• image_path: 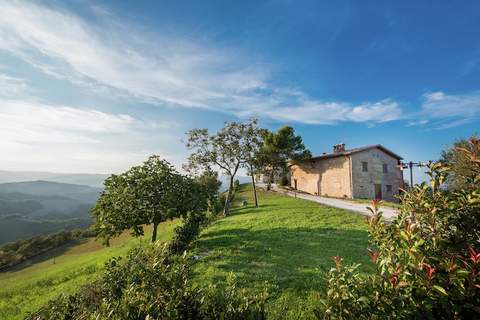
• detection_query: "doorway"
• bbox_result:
[374,184,382,200]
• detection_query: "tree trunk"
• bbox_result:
[267,170,274,191]
[223,176,234,217]
[151,221,159,242]
[251,170,258,207]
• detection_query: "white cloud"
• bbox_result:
[234,96,402,125]
[419,91,480,129]
[0,100,139,140]
[0,73,28,96]
[0,98,178,173]
[0,0,403,125]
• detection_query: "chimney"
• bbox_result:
[333,143,346,153]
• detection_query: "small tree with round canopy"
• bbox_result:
[92,155,207,244]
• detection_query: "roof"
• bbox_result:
[309,144,403,161]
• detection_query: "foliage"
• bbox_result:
[167,212,206,255]
[277,175,290,186]
[0,228,95,270]
[194,170,222,214]
[92,155,208,243]
[28,202,267,320]
[185,119,262,216]
[255,125,311,189]
[321,137,480,319]
[441,135,479,191]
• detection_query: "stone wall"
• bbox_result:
[290,156,352,198]
[350,149,403,202]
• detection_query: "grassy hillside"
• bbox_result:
[193,185,373,319]
[0,219,180,320]
[1,184,376,319]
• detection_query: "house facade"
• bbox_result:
[290,144,403,202]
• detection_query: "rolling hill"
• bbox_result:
[0,170,108,188]
[0,181,102,244]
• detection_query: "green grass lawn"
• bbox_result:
[193,184,373,319]
[0,219,180,320]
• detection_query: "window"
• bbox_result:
[386,185,392,192]
[362,161,368,172]
[383,164,388,173]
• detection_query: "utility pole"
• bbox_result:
[400,161,431,190]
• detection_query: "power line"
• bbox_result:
[399,161,431,190]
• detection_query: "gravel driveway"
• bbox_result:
[259,184,398,220]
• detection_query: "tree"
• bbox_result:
[92,155,207,244]
[185,121,254,216]
[194,170,222,214]
[256,125,311,190]
[440,135,479,191]
[242,119,264,207]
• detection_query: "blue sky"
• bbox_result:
[0,0,479,182]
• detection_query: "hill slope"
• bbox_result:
[192,185,373,318]
[1,184,375,319]
[0,181,101,243]
[0,220,180,320]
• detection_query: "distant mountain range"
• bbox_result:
[0,170,109,188]
[0,180,102,244]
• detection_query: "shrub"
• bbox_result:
[28,244,268,320]
[167,212,206,255]
[211,192,227,216]
[320,138,480,319]
[276,175,289,187]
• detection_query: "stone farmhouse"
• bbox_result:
[290,144,404,202]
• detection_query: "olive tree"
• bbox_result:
[242,119,264,207]
[92,155,207,244]
[185,120,259,216]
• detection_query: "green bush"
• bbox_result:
[28,244,268,320]
[276,175,289,187]
[167,212,206,255]
[320,138,480,319]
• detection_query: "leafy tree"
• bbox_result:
[440,135,479,191]
[256,125,311,190]
[92,155,207,244]
[242,118,264,207]
[320,138,480,319]
[194,170,222,214]
[185,120,257,216]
